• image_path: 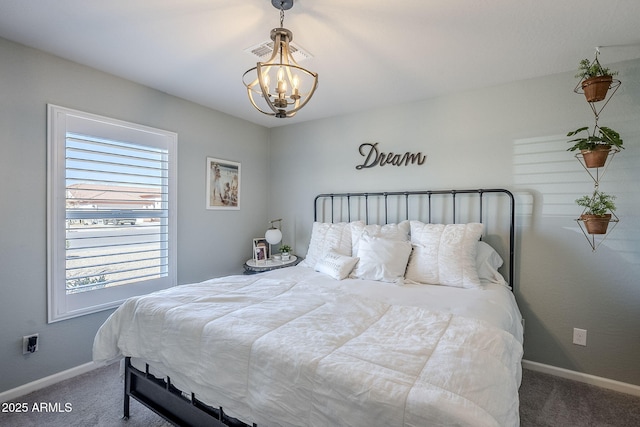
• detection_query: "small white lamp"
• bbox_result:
[265,219,282,258]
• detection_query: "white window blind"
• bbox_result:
[48,105,177,322]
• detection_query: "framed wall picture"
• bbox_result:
[206,157,240,210]
[253,238,269,264]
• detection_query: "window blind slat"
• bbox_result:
[67,134,167,156]
[67,270,168,292]
[66,248,164,263]
[66,258,167,278]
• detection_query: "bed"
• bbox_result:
[93,188,523,427]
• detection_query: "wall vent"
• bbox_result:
[244,40,313,63]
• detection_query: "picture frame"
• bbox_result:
[253,238,269,264]
[206,157,240,210]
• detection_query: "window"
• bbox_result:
[47,105,177,322]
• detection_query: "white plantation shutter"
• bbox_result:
[47,105,177,322]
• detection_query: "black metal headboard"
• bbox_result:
[314,189,515,289]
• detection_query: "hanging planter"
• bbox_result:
[579,213,612,234]
[566,125,623,168]
[575,191,616,235]
[581,75,613,102]
[569,50,623,250]
[581,144,611,168]
[574,57,619,103]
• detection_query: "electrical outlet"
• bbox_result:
[573,328,587,346]
[22,334,39,354]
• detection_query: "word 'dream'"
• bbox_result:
[356,142,426,170]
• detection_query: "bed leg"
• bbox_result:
[123,357,131,420]
[123,395,130,420]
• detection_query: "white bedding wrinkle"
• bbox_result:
[93,267,523,427]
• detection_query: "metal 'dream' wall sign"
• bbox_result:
[356,142,427,170]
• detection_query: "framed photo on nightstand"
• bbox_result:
[252,238,269,264]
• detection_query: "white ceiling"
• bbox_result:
[1,0,640,128]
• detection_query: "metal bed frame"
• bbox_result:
[314,188,515,289]
[121,188,516,426]
[123,357,254,427]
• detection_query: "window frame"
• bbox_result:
[47,104,177,323]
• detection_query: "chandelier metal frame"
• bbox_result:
[242,0,318,118]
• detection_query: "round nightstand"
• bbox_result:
[243,255,302,274]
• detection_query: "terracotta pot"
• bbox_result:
[580,213,611,235]
[581,75,613,102]
[580,145,611,168]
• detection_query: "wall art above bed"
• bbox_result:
[355,142,427,170]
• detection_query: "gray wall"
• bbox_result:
[1,33,639,395]
[0,38,269,393]
[267,59,640,386]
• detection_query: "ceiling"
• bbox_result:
[1,0,640,128]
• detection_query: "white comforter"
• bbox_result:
[93,267,523,427]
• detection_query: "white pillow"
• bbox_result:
[314,250,359,280]
[350,220,410,256]
[351,235,412,283]
[405,222,483,288]
[476,241,507,286]
[300,221,361,268]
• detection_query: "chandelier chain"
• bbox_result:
[280,7,285,27]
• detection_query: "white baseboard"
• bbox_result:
[0,361,101,403]
[523,359,640,397]
[3,358,638,403]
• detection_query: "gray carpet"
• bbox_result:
[1,362,640,426]
[0,362,170,427]
[519,369,640,427]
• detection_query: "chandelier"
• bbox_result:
[242,0,318,118]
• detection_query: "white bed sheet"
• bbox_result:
[94,266,523,427]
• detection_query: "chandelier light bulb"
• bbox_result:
[292,75,300,98]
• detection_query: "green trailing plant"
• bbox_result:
[566,126,623,152]
[575,58,618,80]
[280,244,292,254]
[576,191,616,216]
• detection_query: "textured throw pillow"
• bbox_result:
[351,234,412,283]
[300,221,361,268]
[314,250,360,280]
[350,220,410,256]
[405,222,483,288]
[476,241,507,286]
